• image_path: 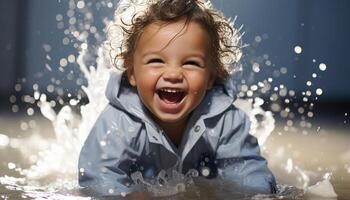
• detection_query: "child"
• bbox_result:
[79,0,276,197]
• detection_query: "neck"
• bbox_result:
[156,118,188,147]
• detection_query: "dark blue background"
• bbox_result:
[1,0,349,103]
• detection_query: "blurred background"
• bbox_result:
[1,0,350,109]
[0,0,350,199]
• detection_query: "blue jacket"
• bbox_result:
[78,71,276,196]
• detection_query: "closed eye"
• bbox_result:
[147,58,164,64]
[184,60,202,67]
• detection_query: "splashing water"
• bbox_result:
[0,0,339,199]
[129,169,198,197]
[305,173,337,199]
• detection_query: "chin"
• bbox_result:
[155,113,187,124]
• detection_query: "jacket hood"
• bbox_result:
[105,71,238,122]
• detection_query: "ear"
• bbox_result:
[125,60,137,87]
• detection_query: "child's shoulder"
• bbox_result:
[214,103,251,136]
[99,103,129,119]
[90,104,143,138]
[222,104,249,124]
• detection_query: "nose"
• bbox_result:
[162,67,183,83]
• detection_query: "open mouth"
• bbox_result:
[156,88,186,104]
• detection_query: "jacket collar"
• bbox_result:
[105,71,151,122]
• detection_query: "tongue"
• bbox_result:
[158,91,183,104]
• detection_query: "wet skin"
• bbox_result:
[127,19,215,146]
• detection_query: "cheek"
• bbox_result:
[187,72,212,92]
[135,67,158,83]
[135,68,159,94]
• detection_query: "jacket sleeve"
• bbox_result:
[215,108,276,194]
[78,106,144,197]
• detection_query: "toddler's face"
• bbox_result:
[128,19,214,126]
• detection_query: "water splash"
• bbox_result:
[129,169,198,197]
[234,97,275,146]
[305,173,337,199]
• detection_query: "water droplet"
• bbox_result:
[100,140,106,146]
[258,82,265,88]
[285,158,293,173]
[294,46,302,54]
[271,103,281,112]
[307,112,314,118]
[254,35,262,43]
[9,95,16,103]
[42,44,52,52]
[240,84,248,92]
[69,17,77,25]
[201,167,210,177]
[8,162,16,169]
[81,43,88,50]
[55,14,63,21]
[60,58,68,67]
[246,90,253,97]
[69,99,78,106]
[67,54,76,63]
[102,2,112,8]
[298,107,305,114]
[316,88,323,96]
[319,63,327,71]
[27,108,34,116]
[62,37,70,45]
[77,1,85,9]
[0,134,10,147]
[34,91,40,100]
[289,90,296,96]
[270,94,278,101]
[108,188,114,194]
[57,21,64,29]
[176,183,186,192]
[14,83,22,92]
[20,122,28,131]
[280,67,288,74]
[252,63,260,73]
[46,84,55,93]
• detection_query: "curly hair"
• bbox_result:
[106,0,243,83]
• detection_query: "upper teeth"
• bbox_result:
[160,88,183,93]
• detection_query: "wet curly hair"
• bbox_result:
[107,0,242,83]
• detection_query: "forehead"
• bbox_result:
[135,19,210,55]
